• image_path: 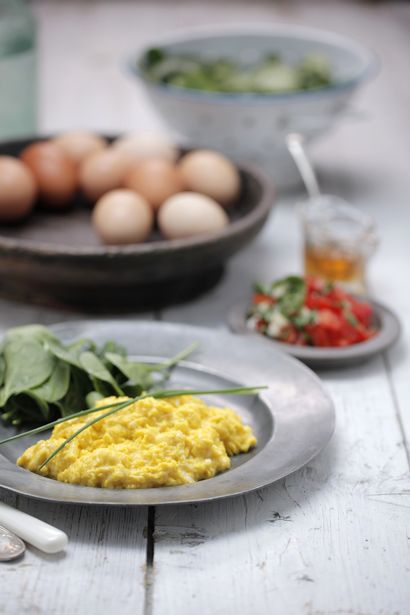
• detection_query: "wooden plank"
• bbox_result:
[0,488,148,615]
[152,358,410,615]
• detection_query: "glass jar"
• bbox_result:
[0,0,37,140]
[300,195,379,294]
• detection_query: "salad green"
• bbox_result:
[0,324,197,427]
[141,48,333,94]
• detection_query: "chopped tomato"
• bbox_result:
[248,275,376,348]
[252,293,275,305]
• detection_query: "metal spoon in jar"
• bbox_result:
[285,132,379,294]
[286,132,321,198]
[0,525,25,561]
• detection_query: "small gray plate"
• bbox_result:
[0,321,334,506]
[228,298,401,369]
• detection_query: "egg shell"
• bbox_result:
[179,150,241,207]
[0,156,38,222]
[53,131,108,166]
[158,192,229,240]
[124,158,184,210]
[113,132,178,163]
[20,142,77,209]
[92,189,154,245]
[79,149,132,202]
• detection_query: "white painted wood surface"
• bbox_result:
[1,1,410,614]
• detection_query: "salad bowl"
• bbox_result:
[131,24,377,188]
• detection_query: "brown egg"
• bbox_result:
[113,133,178,163]
[179,150,240,207]
[158,192,229,239]
[0,156,37,222]
[53,131,108,166]
[79,149,132,202]
[124,158,184,211]
[20,142,77,209]
[92,189,153,245]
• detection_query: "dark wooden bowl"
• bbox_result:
[0,136,275,310]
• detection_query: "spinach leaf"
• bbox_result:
[105,352,154,390]
[5,324,55,343]
[79,352,124,395]
[0,355,5,388]
[58,368,89,418]
[2,338,55,403]
[99,340,127,358]
[32,361,71,403]
[45,338,82,368]
[86,391,104,408]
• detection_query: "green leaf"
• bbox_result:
[58,368,89,417]
[86,391,104,408]
[253,282,271,295]
[0,355,5,388]
[31,361,71,403]
[346,312,359,327]
[105,352,153,390]
[99,340,127,358]
[45,338,82,368]
[5,324,55,343]
[2,338,55,404]
[79,351,124,395]
[22,392,51,421]
[275,276,306,317]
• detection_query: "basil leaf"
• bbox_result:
[31,361,71,403]
[276,276,306,316]
[253,282,271,295]
[2,338,55,404]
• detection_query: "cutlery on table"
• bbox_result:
[0,524,25,561]
[0,501,68,557]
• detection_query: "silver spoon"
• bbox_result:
[0,525,25,562]
[286,132,321,199]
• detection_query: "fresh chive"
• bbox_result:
[0,398,129,446]
[153,341,199,370]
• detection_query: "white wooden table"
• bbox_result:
[2,2,410,613]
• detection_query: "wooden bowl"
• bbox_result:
[0,136,275,310]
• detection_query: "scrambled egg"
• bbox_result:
[17,396,256,489]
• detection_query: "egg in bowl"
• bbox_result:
[17,396,256,489]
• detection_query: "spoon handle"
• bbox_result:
[0,501,68,554]
[286,132,321,199]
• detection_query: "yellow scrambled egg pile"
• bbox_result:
[17,396,256,489]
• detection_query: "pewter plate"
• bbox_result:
[0,321,335,506]
[228,298,401,369]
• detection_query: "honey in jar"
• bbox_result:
[305,243,365,292]
[300,195,378,294]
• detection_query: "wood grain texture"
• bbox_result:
[0,489,148,615]
[0,1,409,614]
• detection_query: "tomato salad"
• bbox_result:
[246,276,376,347]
